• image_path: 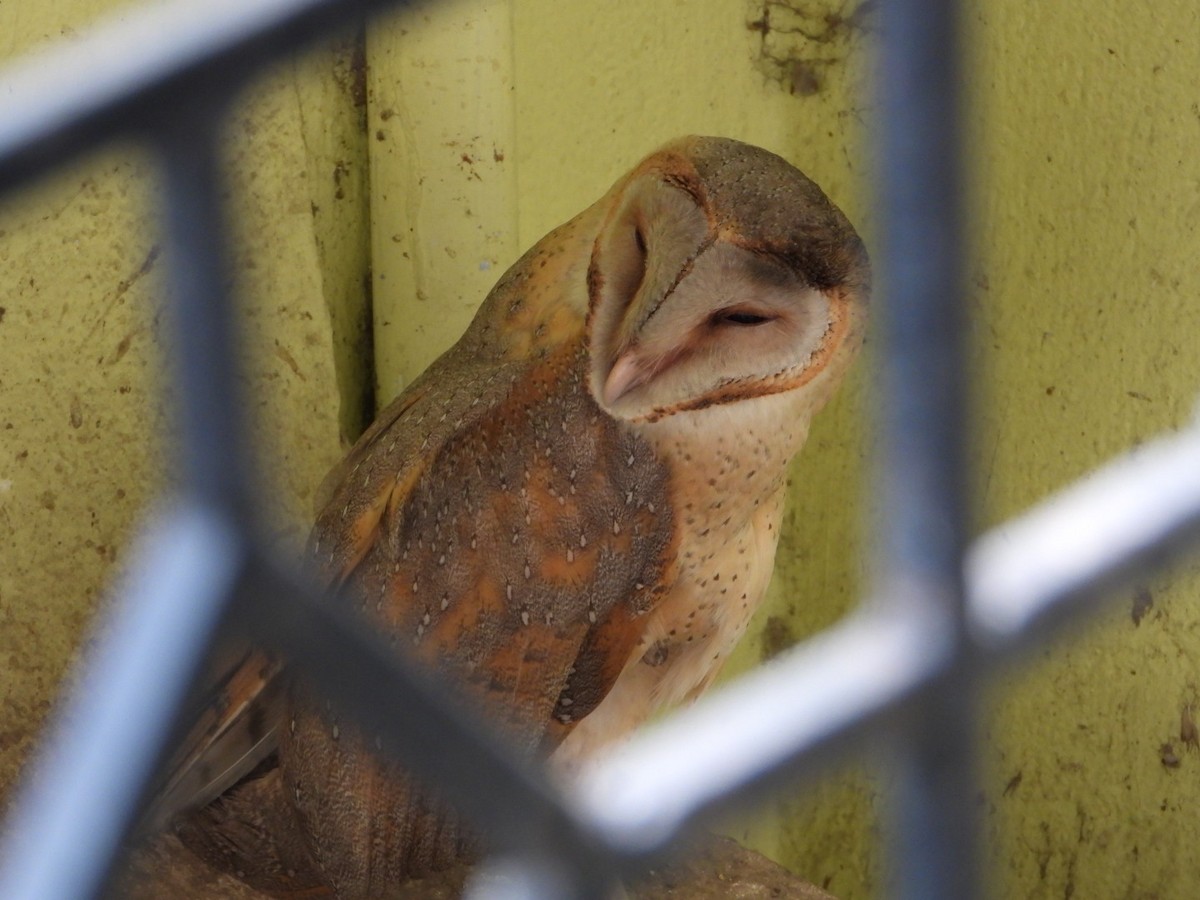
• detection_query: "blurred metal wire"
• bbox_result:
[0,0,1198,898]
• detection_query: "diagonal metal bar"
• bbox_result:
[573,607,944,853]
[0,504,247,900]
[969,418,1200,653]
[468,418,1200,888]
[0,0,414,196]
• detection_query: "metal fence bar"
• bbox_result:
[157,111,252,511]
[0,0,404,194]
[873,0,977,897]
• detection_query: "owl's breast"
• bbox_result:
[551,406,796,771]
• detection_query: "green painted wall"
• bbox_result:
[3,2,1199,899]
[970,4,1200,898]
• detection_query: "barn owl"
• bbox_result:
[157,136,870,897]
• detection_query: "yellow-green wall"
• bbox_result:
[3,2,1199,898]
[971,4,1200,897]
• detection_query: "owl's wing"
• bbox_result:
[147,648,285,828]
[308,339,677,751]
[147,385,435,825]
[271,339,676,887]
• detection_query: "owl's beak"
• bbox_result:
[604,342,691,407]
[603,349,651,406]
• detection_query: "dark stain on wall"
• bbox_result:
[747,0,876,97]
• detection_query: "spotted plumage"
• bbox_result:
[156,136,869,898]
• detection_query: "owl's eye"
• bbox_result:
[714,309,774,327]
[634,225,648,256]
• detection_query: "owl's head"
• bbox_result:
[585,136,869,428]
